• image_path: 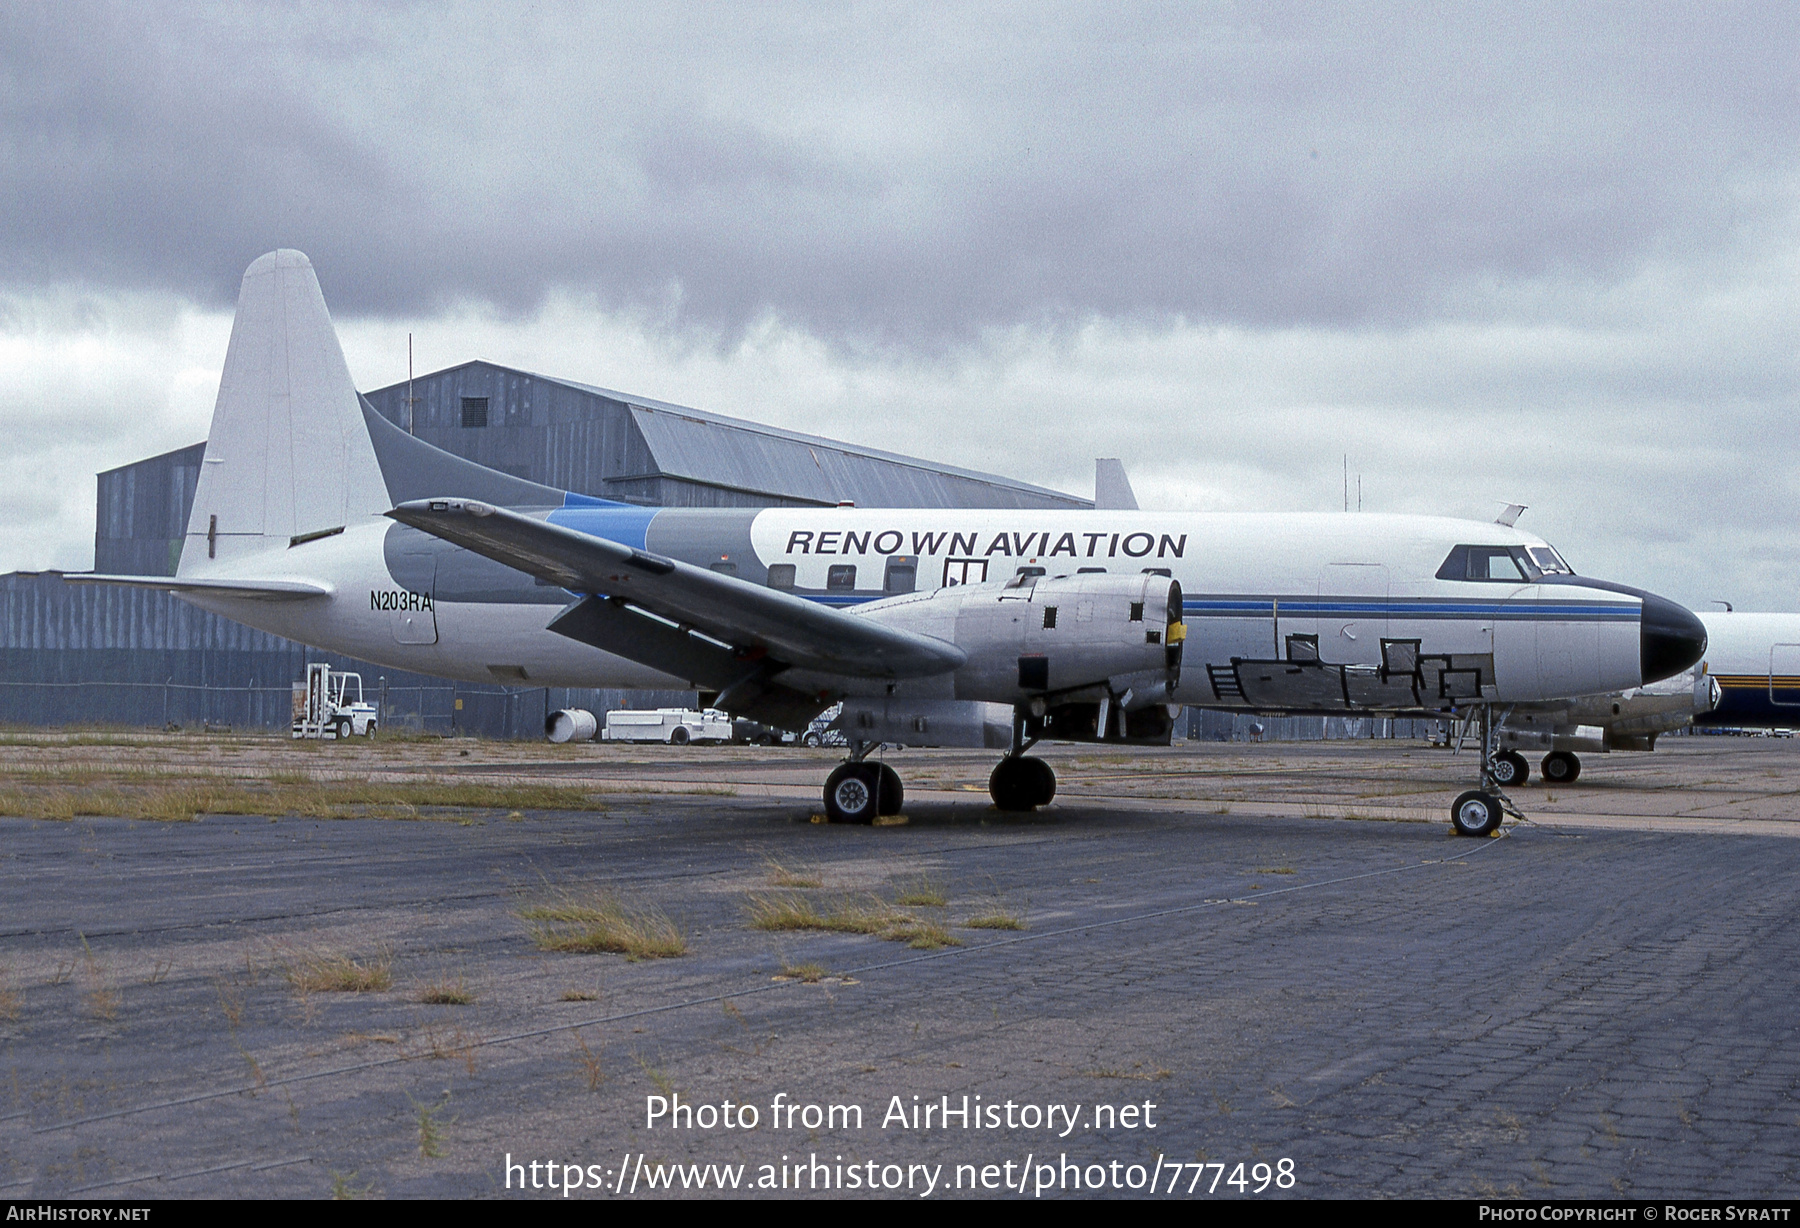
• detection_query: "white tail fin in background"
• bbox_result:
[180,250,390,573]
[1094,458,1139,511]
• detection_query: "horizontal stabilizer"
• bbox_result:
[386,498,966,680]
[67,574,332,601]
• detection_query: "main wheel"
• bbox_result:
[669,726,690,745]
[989,758,1038,812]
[1019,756,1056,807]
[824,763,879,823]
[1490,750,1529,788]
[875,763,903,816]
[1450,790,1503,837]
[1541,751,1581,784]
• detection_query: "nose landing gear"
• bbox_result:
[1449,703,1527,838]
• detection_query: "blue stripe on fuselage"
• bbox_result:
[1182,598,1637,622]
[547,502,659,550]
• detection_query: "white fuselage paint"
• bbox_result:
[175,508,1645,712]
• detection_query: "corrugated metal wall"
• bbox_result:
[0,574,689,736]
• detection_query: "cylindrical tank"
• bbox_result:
[545,708,598,743]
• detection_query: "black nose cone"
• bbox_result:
[1641,593,1707,684]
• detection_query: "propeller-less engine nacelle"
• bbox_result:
[860,571,1185,718]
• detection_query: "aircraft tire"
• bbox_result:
[669,726,690,746]
[1450,790,1503,837]
[988,758,1037,812]
[824,763,879,824]
[875,763,904,816]
[1491,751,1529,787]
[1541,751,1581,784]
[1020,756,1056,807]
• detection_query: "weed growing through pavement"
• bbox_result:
[763,859,822,888]
[283,950,394,995]
[520,890,686,959]
[962,911,1026,931]
[637,1056,674,1097]
[415,975,474,1005]
[776,961,828,983]
[891,876,948,907]
[411,1090,453,1158]
[746,892,962,950]
[573,1031,605,1091]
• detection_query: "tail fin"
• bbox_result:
[180,250,391,573]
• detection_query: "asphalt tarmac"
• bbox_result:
[2,735,1797,1199]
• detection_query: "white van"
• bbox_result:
[601,707,734,745]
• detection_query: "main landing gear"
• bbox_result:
[818,709,1060,822]
[822,748,904,824]
[989,708,1055,812]
[1540,750,1582,784]
[1448,703,1524,838]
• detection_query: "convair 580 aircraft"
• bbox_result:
[77,252,1708,836]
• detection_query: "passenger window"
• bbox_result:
[766,564,796,590]
[827,565,857,591]
[884,555,917,593]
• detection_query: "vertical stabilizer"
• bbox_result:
[180,250,390,572]
[1095,458,1139,511]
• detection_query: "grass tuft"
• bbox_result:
[748,892,961,948]
[962,912,1026,931]
[416,975,474,1005]
[777,961,829,983]
[891,876,948,907]
[285,951,393,994]
[521,891,686,960]
[763,859,822,888]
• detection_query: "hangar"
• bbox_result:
[2,364,1085,735]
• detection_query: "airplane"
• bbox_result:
[72,251,1709,839]
[1484,611,1800,785]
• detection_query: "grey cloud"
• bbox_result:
[0,1,1795,348]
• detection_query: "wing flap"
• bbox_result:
[387,499,965,680]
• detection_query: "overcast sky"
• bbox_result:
[2,2,1795,609]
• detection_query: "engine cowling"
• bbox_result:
[860,571,1185,707]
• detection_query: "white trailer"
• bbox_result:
[291,663,379,740]
[601,707,733,745]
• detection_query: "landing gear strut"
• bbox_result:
[990,708,1056,812]
[1449,703,1523,837]
[821,742,904,823]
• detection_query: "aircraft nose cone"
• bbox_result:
[1641,593,1707,684]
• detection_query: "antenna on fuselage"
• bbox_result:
[1494,503,1527,527]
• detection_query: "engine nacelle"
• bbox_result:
[860,571,1185,707]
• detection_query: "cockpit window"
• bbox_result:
[1526,546,1572,575]
[1436,544,1528,582]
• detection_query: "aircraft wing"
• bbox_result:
[65,574,332,601]
[386,498,966,680]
